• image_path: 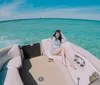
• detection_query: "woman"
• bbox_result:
[51,30,76,69]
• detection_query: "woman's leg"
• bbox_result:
[61,48,67,66]
[64,48,76,69]
[52,48,63,55]
[52,48,67,66]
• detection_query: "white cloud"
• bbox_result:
[15,6,100,21]
[0,2,100,21]
[0,1,24,17]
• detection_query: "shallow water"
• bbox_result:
[0,18,100,59]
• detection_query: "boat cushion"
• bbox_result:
[7,45,21,58]
[22,43,41,59]
[0,53,12,71]
[2,68,23,85]
[6,56,22,69]
[0,44,23,71]
[0,45,12,55]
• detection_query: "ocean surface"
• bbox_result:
[0,18,100,59]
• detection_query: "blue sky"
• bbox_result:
[0,0,100,21]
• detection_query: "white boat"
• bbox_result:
[0,38,100,85]
[41,38,100,85]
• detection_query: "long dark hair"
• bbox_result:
[53,30,62,43]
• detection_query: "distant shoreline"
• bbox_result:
[0,18,100,23]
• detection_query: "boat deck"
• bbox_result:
[20,56,68,85]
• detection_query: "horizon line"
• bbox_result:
[0,18,100,23]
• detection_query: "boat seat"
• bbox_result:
[0,68,23,85]
[0,44,24,85]
[22,43,41,59]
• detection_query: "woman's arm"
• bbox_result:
[61,33,67,43]
[51,37,55,48]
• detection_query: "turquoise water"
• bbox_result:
[0,18,100,59]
